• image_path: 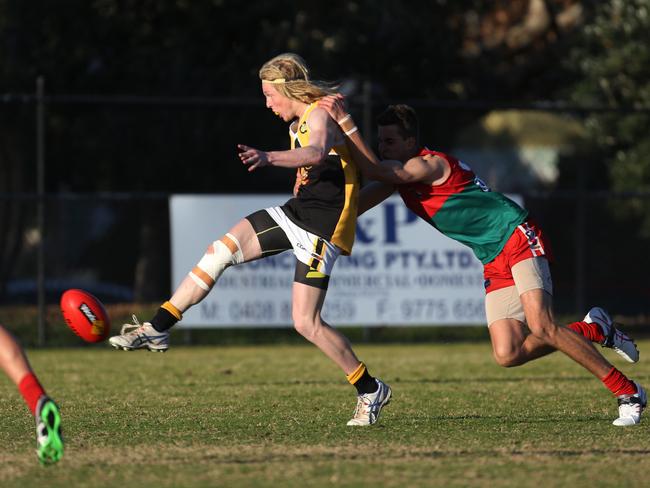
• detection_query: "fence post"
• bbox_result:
[36,76,47,346]
[361,79,373,342]
[575,157,585,315]
[361,80,372,141]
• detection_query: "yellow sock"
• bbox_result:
[346,362,366,385]
[161,301,182,320]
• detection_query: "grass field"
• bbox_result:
[1,341,649,487]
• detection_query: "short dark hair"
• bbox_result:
[376,104,419,142]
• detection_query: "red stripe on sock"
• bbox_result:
[602,367,637,396]
[566,321,606,343]
[18,373,45,415]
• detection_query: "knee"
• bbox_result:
[191,234,244,290]
[527,318,559,343]
[492,348,522,368]
[293,315,321,341]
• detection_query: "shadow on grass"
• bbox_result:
[391,375,595,384]
[424,414,610,423]
[211,375,596,388]
[190,446,650,465]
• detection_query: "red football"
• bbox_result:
[60,289,111,343]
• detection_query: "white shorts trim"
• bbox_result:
[516,223,547,257]
[264,206,341,276]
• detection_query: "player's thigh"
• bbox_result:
[485,285,525,326]
[488,318,529,358]
[519,287,555,332]
[512,256,553,296]
[511,256,556,330]
[291,280,327,324]
[486,285,528,353]
[241,209,292,261]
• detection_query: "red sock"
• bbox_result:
[602,367,637,396]
[18,372,46,415]
[566,321,606,343]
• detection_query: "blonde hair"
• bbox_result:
[259,53,337,104]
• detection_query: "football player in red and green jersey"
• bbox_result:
[0,324,63,463]
[320,95,645,427]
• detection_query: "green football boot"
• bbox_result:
[35,396,64,465]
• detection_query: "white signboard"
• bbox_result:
[170,194,498,327]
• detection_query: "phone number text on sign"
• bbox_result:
[198,298,484,326]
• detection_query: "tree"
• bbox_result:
[566,0,650,234]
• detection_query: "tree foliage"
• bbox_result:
[0,0,475,195]
[5,0,648,304]
[566,0,650,232]
[0,0,593,194]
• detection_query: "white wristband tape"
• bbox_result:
[338,114,352,125]
[344,126,358,136]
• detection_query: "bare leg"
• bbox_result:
[169,218,262,312]
[488,318,556,367]
[1,325,63,463]
[0,325,33,385]
[520,288,612,378]
[291,282,361,374]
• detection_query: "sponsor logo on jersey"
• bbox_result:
[474,176,491,192]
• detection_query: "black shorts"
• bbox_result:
[245,209,331,290]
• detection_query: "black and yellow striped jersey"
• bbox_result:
[281,103,360,255]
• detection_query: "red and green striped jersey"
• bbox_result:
[397,148,528,264]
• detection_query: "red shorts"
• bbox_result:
[483,220,553,294]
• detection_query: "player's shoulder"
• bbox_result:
[405,154,435,169]
[306,105,331,124]
[419,152,451,171]
[307,105,340,137]
[404,152,451,183]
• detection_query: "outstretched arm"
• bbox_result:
[293,169,303,196]
[238,108,339,172]
[319,95,443,185]
[318,94,381,172]
[358,181,395,216]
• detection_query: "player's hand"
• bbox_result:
[319,94,347,122]
[293,168,303,196]
[237,144,269,172]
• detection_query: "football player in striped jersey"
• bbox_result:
[109,54,391,426]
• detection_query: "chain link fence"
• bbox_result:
[2,82,649,344]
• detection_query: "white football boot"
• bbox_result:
[347,379,392,426]
[108,315,169,352]
[584,307,639,363]
[613,382,647,426]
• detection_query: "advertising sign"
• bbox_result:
[170,194,502,327]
